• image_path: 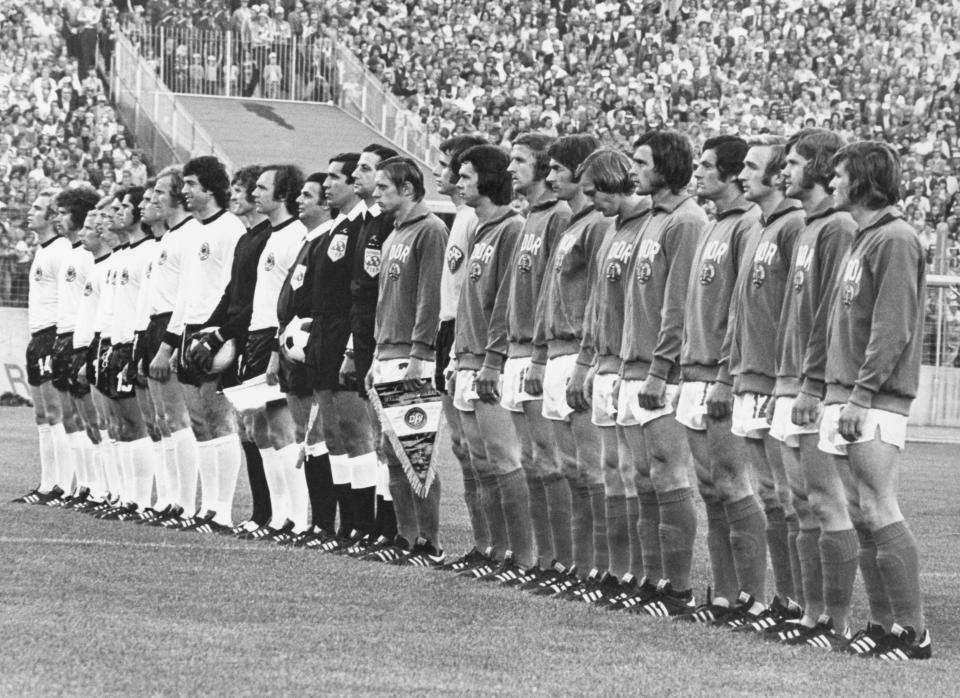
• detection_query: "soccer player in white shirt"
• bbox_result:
[14,189,74,504]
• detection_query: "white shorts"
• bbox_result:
[591,372,619,427]
[371,357,436,383]
[453,369,480,412]
[542,354,577,422]
[675,381,710,431]
[500,356,538,412]
[769,396,819,448]
[731,392,773,439]
[817,403,907,455]
[616,380,680,427]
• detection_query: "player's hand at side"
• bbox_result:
[339,354,356,388]
[838,401,867,442]
[704,381,733,420]
[792,392,821,427]
[566,363,590,412]
[443,363,457,394]
[188,333,215,374]
[524,362,544,396]
[265,351,280,386]
[637,374,666,410]
[149,343,172,382]
[402,356,429,392]
[476,365,501,404]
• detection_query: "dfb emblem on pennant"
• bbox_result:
[327,233,348,262]
[404,406,427,430]
[364,248,381,277]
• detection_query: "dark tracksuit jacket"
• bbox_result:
[718,198,804,395]
[374,204,448,361]
[774,198,856,399]
[454,208,524,372]
[531,207,611,366]
[620,195,707,383]
[579,199,651,374]
[505,197,571,358]
[824,208,926,416]
[680,200,760,382]
[205,218,272,343]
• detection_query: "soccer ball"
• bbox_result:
[188,327,236,374]
[281,316,313,363]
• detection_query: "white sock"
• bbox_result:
[376,459,392,502]
[171,427,198,513]
[261,447,289,528]
[50,422,73,493]
[37,424,55,491]
[130,436,159,509]
[67,431,86,493]
[88,440,109,499]
[350,451,379,490]
[210,433,241,526]
[101,437,122,500]
[280,443,309,532]
[116,441,134,503]
[154,437,173,510]
[196,439,217,517]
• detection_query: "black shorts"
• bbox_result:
[69,346,91,398]
[140,312,171,377]
[239,328,274,383]
[350,303,376,397]
[108,341,136,399]
[95,337,112,396]
[279,352,314,397]
[128,331,148,387]
[51,332,75,392]
[25,326,56,387]
[177,324,207,387]
[434,319,455,394]
[307,312,351,392]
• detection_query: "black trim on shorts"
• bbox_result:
[434,319,455,394]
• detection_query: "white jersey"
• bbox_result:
[249,217,307,332]
[148,217,191,318]
[74,251,112,348]
[28,235,72,333]
[94,244,126,340]
[167,209,245,337]
[110,236,156,343]
[439,204,478,322]
[55,241,94,336]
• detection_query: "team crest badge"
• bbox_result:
[199,242,210,260]
[264,252,275,271]
[120,269,130,285]
[290,263,306,290]
[158,250,168,266]
[33,267,42,282]
[699,261,716,285]
[517,252,533,273]
[841,280,858,307]
[364,248,381,277]
[327,233,348,262]
[447,245,464,272]
[469,260,483,281]
[387,262,401,280]
[751,263,766,288]
[83,281,93,296]
[635,260,653,284]
[65,266,76,282]
[793,268,805,292]
[145,262,152,278]
[605,261,622,282]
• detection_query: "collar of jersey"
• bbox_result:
[804,196,838,224]
[39,234,63,248]
[366,202,382,218]
[714,199,753,220]
[345,200,367,222]
[476,208,519,235]
[168,216,192,232]
[762,199,802,226]
[199,208,227,225]
[652,193,693,215]
[128,236,152,249]
[857,206,902,236]
[306,219,334,240]
[272,216,298,232]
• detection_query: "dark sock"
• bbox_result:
[605,494,629,578]
[820,528,859,625]
[705,500,737,601]
[874,521,925,633]
[765,506,795,599]
[334,483,353,536]
[637,489,663,582]
[856,524,894,629]
[241,440,270,526]
[351,485,376,536]
[303,453,336,532]
[375,496,398,540]
[478,471,508,557]
[657,487,697,590]
[499,469,534,567]
[725,494,767,600]
[544,474,573,567]
[796,527,823,620]
[526,474,552,563]
[787,514,803,606]
[569,476,594,573]
[589,484,608,572]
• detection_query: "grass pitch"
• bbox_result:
[1,407,957,696]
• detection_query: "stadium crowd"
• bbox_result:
[0,0,142,306]
[125,0,960,264]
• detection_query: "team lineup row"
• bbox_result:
[15,127,929,661]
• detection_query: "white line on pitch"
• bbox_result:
[0,535,286,552]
